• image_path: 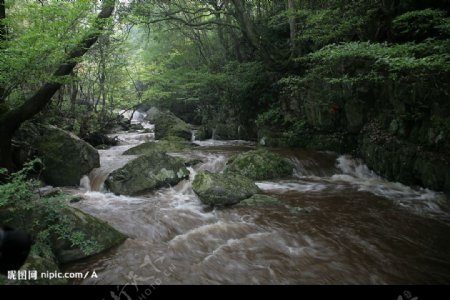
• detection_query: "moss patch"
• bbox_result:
[192,171,260,207]
[225,149,293,180]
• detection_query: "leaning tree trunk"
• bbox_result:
[0,0,115,171]
[0,0,7,103]
[230,0,274,65]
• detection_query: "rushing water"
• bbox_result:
[65,112,450,284]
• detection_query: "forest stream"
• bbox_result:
[63,112,450,285]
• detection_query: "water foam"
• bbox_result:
[332,155,448,216]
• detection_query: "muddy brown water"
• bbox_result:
[64,113,450,284]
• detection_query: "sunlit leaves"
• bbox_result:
[0,0,96,108]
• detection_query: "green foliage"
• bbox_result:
[138,25,274,123]
[269,1,379,54]
[0,0,96,109]
[306,39,450,84]
[0,160,100,256]
[0,159,43,208]
[225,149,293,180]
[255,107,285,129]
[393,9,449,40]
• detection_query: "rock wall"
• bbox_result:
[261,70,450,193]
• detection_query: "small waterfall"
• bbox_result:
[198,154,228,173]
[288,155,337,178]
[191,130,197,142]
[332,155,447,215]
[290,157,311,177]
[211,128,217,140]
[80,175,91,192]
[335,155,376,180]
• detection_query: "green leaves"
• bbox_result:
[306,39,450,84]
[393,9,449,40]
[0,0,95,108]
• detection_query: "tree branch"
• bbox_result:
[3,0,116,132]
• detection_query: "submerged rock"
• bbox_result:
[225,149,293,180]
[192,171,261,207]
[105,151,190,195]
[123,140,191,155]
[288,206,314,214]
[236,194,282,208]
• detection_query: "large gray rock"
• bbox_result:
[38,126,100,186]
[225,149,293,180]
[14,123,100,186]
[105,151,190,195]
[144,107,162,123]
[153,111,192,141]
[192,171,261,207]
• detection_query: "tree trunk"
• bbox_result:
[230,0,274,64]
[0,0,5,39]
[287,0,297,58]
[68,78,78,131]
[0,0,115,171]
[1,0,14,170]
[0,0,6,104]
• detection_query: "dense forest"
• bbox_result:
[1,0,450,286]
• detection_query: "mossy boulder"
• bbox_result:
[105,151,190,195]
[52,207,126,264]
[37,126,100,186]
[123,140,191,155]
[235,194,282,208]
[0,197,127,277]
[144,106,162,122]
[192,171,260,207]
[153,111,192,141]
[13,124,100,186]
[225,149,293,180]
